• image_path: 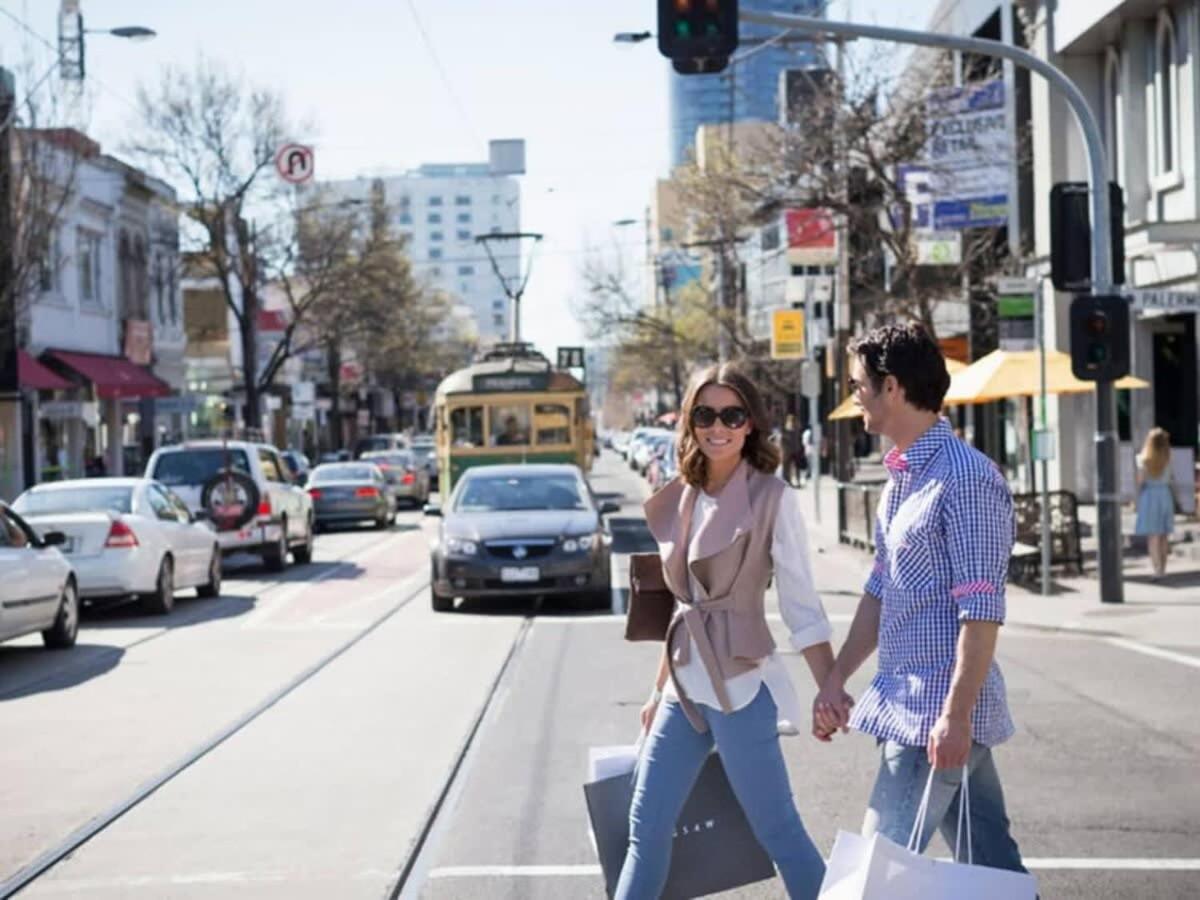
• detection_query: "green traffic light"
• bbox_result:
[676,21,691,37]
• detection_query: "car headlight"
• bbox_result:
[445,537,478,555]
[562,534,595,553]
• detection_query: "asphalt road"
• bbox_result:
[2,453,1197,899]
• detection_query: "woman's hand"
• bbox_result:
[640,697,660,734]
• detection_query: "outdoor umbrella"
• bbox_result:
[941,348,1147,405]
[826,359,968,421]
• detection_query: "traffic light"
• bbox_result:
[658,0,739,74]
[1049,182,1125,290]
[1069,294,1130,382]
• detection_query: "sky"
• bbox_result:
[0,0,938,363]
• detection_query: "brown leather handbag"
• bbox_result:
[625,552,676,641]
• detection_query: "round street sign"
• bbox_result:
[275,143,314,184]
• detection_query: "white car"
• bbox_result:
[145,441,314,572]
[13,478,222,615]
[0,502,78,650]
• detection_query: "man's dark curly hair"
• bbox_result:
[850,323,951,413]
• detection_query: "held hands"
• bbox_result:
[927,713,972,769]
[812,676,855,743]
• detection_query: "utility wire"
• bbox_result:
[402,0,482,148]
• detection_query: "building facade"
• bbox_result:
[3,129,183,499]
[668,0,824,167]
[320,160,521,345]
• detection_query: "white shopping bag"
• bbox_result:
[818,766,1038,900]
[587,744,640,783]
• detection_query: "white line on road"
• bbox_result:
[428,859,1200,879]
[1105,637,1200,670]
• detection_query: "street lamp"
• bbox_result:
[59,2,157,82]
[98,26,157,40]
[613,31,653,44]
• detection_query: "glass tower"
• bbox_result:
[668,0,825,167]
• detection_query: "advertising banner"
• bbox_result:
[785,208,837,266]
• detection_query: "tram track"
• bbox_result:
[0,573,431,898]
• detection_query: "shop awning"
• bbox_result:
[45,349,171,399]
[19,350,71,390]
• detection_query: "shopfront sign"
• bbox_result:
[1129,290,1200,315]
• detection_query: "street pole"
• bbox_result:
[0,68,20,500]
[805,279,822,524]
[833,36,852,483]
[740,8,1123,604]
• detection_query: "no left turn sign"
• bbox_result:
[275,143,314,184]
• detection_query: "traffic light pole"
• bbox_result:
[740,8,1124,603]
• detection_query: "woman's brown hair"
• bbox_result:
[676,362,780,488]
[1138,427,1171,479]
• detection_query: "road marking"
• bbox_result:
[427,859,1200,880]
[1105,637,1200,670]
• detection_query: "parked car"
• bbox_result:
[0,502,78,650]
[353,433,408,459]
[145,440,314,572]
[281,450,312,485]
[646,436,679,491]
[408,435,438,482]
[13,478,222,614]
[425,463,617,612]
[307,462,396,530]
[318,450,351,464]
[361,450,431,507]
[624,427,669,467]
[633,433,673,476]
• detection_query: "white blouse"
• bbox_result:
[661,482,832,730]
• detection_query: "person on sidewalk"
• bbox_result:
[1134,427,1175,581]
[813,323,1030,874]
[616,363,843,900]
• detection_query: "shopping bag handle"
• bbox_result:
[907,765,973,864]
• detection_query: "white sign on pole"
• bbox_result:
[915,231,963,265]
[801,360,821,397]
[292,381,315,405]
[275,144,315,184]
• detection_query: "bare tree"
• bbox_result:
[124,58,293,427]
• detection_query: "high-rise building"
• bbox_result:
[320,161,521,343]
[668,0,824,168]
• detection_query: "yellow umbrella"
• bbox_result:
[827,359,967,421]
[942,349,1147,405]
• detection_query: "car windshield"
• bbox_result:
[14,486,134,516]
[363,452,412,468]
[311,465,377,483]
[456,474,587,513]
[151,449,251,487]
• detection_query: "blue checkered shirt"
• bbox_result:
[849,419,1016,748]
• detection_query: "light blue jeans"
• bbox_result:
[614,686,826,900]
[863,740,1028,873]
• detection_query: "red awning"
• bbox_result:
[19,350,71,391]
[45,350,171,399]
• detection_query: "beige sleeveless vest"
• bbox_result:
[642,460,786,733]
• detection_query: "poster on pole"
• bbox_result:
[770,309,806,360]
[923,79,1010,230]
[785,209,837,266]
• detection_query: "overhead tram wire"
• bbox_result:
[403,0,482,148]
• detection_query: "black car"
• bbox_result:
[425,464,617,612]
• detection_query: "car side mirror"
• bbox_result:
[599,500,620,516]
[192,509,211,523]
[423,503,442,517]
[42,530,67,547]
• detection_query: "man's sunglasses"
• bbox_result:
[691,405,749,429]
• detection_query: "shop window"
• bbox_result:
[534,403,571,445]
[78,228,103,306]
[450,406,484,447]
[1154,11,1180,178]
[490,404,531,446]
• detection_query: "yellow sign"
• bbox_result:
[770,309,806,360]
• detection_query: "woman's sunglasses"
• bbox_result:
[691,405,749,430]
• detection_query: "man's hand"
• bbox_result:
[927,713,972,769]
[812,677,854,740]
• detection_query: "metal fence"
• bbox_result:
[837,481,887,551]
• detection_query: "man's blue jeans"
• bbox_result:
[614,686,826,900]
[863,740,1028,873]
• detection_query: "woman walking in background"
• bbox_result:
[1134,427,1174,580]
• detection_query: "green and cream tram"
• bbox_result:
[432,345,594,495]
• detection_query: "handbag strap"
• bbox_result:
[907,764,972,864]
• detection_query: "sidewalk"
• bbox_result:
[792,475,1200,653]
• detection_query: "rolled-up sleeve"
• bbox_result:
[944,466,1014,623]
[772,487,834,651]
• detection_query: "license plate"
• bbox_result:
[500,566,540,583]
